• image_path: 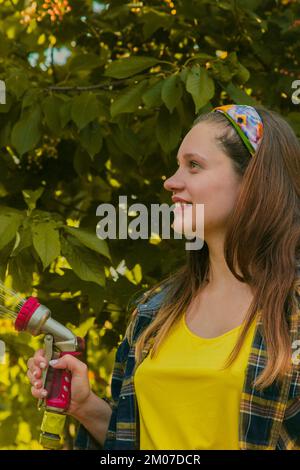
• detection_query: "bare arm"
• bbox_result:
[71,391,112,447]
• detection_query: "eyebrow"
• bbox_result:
[176,153,208,165]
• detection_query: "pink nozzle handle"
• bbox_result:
[15,297,40,332]
[45,344,84,412]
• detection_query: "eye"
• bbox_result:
[189,160,201,169]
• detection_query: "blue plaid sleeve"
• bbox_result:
[73,397,114,450]
[74,305,140,450]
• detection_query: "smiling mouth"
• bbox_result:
[174,202,193,209]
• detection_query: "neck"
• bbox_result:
[205,232,251,293]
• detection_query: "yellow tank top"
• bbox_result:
[134,311,257,450]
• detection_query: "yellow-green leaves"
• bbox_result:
[61,235,105,287]
[63,226,111,261]
[186,64,215,113]
[22,188,44,212]
[0,207,24,251]
[31,220,61,270]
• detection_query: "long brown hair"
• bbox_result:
[133,106,300,391]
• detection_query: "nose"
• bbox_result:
[163,169,185,193]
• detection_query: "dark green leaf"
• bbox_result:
[225,82,258,106]
[42,95,62,134]
[156,107,181,153]
[142,80,163,109]
[104,56,160,79]
[111,81,147,118]
[186,65,215,113]
[71,93,100,130]
[161,74,183,113]
[79,121,103,158]
[11,107,42,155]
[63,226,111,261]
[61,235,106,287]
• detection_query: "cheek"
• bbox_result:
[192,175,240,217]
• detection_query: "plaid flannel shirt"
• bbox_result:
[74,285,300,450]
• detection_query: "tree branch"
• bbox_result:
[48,80,125,92]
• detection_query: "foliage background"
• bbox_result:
[0,0,299,449]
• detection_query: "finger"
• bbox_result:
[31,386,48,399]
[32,367,42,379]
[27,360,41,379]
[49,355,87,375]
[33,350,47,369]
[27,357,33,370]
[27,370,43,387]
[27,367,42,381]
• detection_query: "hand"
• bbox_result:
[26,349,92,417]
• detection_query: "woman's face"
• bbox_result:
[163,121,242,239]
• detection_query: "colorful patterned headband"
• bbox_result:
[213,104,263,156]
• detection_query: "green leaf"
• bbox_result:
[11,107,42,155]
[63,226,111,261]
[70,317,95,338]
[79,121,103,158]
[161,74,183,113]
[234,63,250,85]
[0,207,24,251]
[6,71,30,100]
[10,224,32,258]
[69,53,104,72]
[142,80,163,109]
[225,82,258,106]
[31,221,61,270]
[61,235,106,287]
[156,107,181,153]
[0,92,12,114]
[8,248,35,292]
[0,238,15,281]
[111,126,141,161]
[142,10,172,39]
[60,98,72,128]
[104,56,160,79]
[42,95,62,134]
[73,147,92,175]
[22,187,44,211]
[71,93,100,130]
[186,65,215,112]
[111,81,148,118]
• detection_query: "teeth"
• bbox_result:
[174,202,192,208]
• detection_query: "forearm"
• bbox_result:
[71,392,112,447]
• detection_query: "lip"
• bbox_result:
[172,196,192,203]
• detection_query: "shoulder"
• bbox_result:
[124,284,171,345]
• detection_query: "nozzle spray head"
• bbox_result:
[15,297,78,351]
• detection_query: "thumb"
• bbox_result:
[49,355,86,374]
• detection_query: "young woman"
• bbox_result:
[26,104,300,450]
